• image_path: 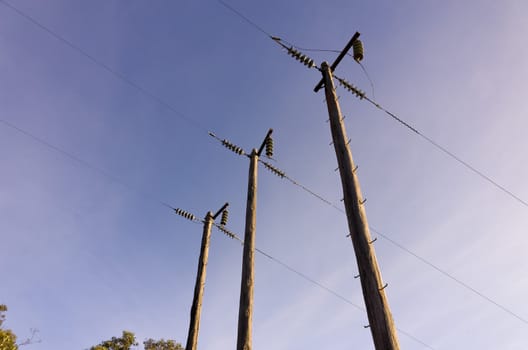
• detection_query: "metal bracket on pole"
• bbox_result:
[313,32,361,92]
[212,202,229,220]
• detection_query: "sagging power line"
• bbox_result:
[216,0,528,211]
[1,112,434,348]
[2,0,524,346]
[1,0,523,312]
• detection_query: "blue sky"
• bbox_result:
[1,0,528,349]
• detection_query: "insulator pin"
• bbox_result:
[352,39,364,62]
[220,209,229,226]
[174,208,197,222]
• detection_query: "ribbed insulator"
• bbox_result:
[220,210,229,226]
[174,208,197,221]
[265,137,274,158]
[262,161,285,178]
[221,139,245,155]
[335,77,365,99]
[287,47,315,68]
[352,39,364,62]
[217,225,236,239]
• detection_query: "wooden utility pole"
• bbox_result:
[320,60,400,350]
[237,149,258,350]
[237,129,273,350]
[185,203,229,350]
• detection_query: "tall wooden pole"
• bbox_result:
[185,212,213,350]
[321,61,400,350]
[236,149,258,350]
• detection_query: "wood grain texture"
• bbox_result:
[322,62,400,350]
[237,150,258,350]
[185,212,214,350]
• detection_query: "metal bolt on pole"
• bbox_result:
[320,60,400,350]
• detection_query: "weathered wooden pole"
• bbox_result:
[321,61,400,350]
[185,202,229,350]
[236,148,258,350]
[185,212,213,350]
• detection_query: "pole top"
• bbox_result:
[314,32,361,92]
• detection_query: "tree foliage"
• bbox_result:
[0,304,18,350]
[143,338,183,350]
[89,331,182,350]
[89,331,138,350]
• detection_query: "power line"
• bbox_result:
[0,115,434,347]
[217,0,528,210]
[369,226,528,325]
[216,0,275,38]
[354,90,528,209]
[0,118,175,211]
[3,0,525,336]
[0,0,207,134]
[211,224,436,350]
[209,131,528,326]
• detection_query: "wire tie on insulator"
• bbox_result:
[354,274,360,279]
[271,36,281,41]
[379,283,388,291]
[369,237,378,244]
[359,198,367,205]
[262,161,285,178]
[208,131,217,138]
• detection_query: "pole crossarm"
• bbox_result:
[314,32,361,92]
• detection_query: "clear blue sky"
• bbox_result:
[1,1,528,349]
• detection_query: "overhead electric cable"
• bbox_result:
[0,118,176,211]
[212,224,435,350]
[0,116,434,347]
[0,0,207,134]
[211,129,528,326]
[217,0,528,210]
[3,0,526,334]
[336,76,528,209]
[5,0,522,211]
